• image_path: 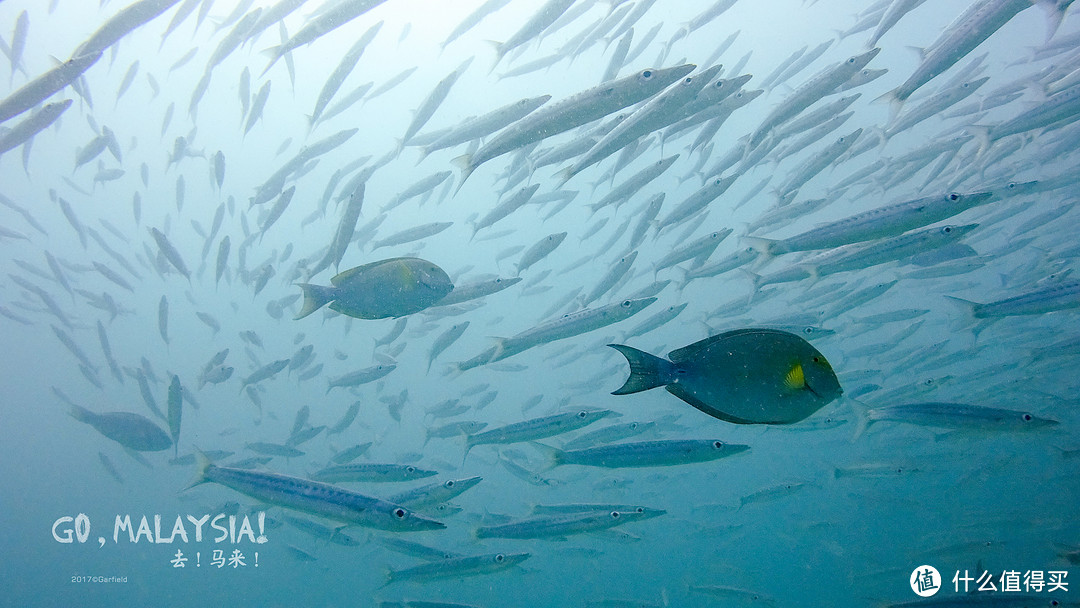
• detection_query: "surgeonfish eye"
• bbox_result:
[393,508,406,518]
[444,480,455,487]
[812,356,821,362]
[577,410,588,418]
[948,193,960,201]
[495,554,505,562]
[712,441,724,449]
[640,69,653,80]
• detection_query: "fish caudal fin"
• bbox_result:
[294,283,335,319]
[184,449,214,492]
[847,396,874,441]
[68,404,92,424]
[529,442,564,471]
[450,154,475,195]
[607,344,672,395]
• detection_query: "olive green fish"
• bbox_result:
[69,404,172,452]
[296,257,453,320]
[609,328,842,424]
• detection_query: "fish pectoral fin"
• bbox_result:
[783,362,806,391]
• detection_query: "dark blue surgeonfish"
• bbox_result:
[295,257,453,320]
[609,328,842,424]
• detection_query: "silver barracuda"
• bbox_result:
[190,456,445,531]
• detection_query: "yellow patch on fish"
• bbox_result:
[397,261,415,283]
[783,362,806,390]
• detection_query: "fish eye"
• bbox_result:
[577,410,588,418]
[629,422,638,429]
[393,508,406,518]
[712,441,723,449]
[610,511,620,519]
[494,278,502,283]
[812,356,820,362]
[621,299,632,307]
[1023,413,1033,421]
[495,553,505,562]
[948,193,960,201]
[444,480,455,487]
[847,57,856,63]
[635,506,644,513]
[941,226,952,234]
[714,80,724,88]
[406,466,415,473]
[640,70,653,79]
[682,76,693,84]
[804,327,814,335]
[838,137,845,142]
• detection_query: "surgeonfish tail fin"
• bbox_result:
[294,283,334,320]
[68,404,92,424]
[184,449,213,492]
[607,344,672,395]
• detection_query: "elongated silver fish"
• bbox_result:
[457,298,656,370]
[855,402,1059,438]
[385,552,529,585]
[190,455,444,531]
[475,509,659,539]
[748,191,993,256]
[453,64,695,188]
[387,476,483,510]
[464,410,617,462]
[167,375,182,457]
[0,99,71,157]
[0,51,101,124]
[262,0,390,75]
[948,280,1080,318]
[540,439,749,468]
[311,463,437,483]
[240,359,289,391]
[326,364,396,393]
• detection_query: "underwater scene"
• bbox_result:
[1,0,1079,606]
